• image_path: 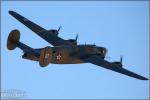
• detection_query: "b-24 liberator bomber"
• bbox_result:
[7,10,148,80]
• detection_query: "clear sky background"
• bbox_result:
[1,1,149,99]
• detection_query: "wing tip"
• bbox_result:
[137,74,149,80]
[140,77,149,80]
[8,10,16,15]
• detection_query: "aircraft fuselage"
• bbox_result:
[22,45,107,64]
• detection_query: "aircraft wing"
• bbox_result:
[9,11,71,46]
[9,11,46,35]
[83,55,148,80]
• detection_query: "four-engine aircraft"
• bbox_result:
[7,10,148,80]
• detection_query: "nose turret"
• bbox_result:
[94,46,107,57]
[102,47,107,56]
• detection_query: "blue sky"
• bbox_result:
[1,1,149,99]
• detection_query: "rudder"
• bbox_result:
[7,29,20,50]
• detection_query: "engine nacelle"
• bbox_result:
[48,29,59,35]
[67,39,77,45]
[39,47,53,67]
[112,62,122,67]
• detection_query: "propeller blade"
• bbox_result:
[58,26,62,32]
[120,56,123,63]
[75,34,78,41]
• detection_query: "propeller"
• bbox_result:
[120,56,123,64]
[57,26,62,32]
[75,34,78,41]
[112,56,123,67]
[118,56,123,67]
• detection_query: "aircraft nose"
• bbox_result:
[104,48,108,55]
[101,48,107,57]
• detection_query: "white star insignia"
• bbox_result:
[56,54,61,60]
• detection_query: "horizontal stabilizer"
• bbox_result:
[7,29,39,56]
